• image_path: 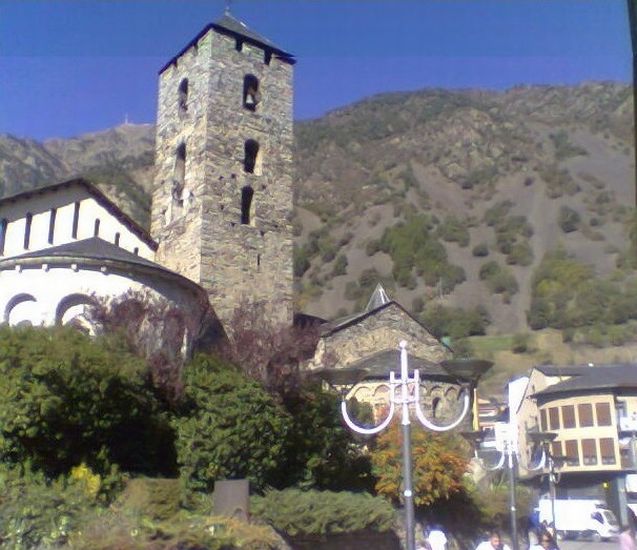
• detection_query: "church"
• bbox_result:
[0,11,467,419]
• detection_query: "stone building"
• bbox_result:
[0,11,467,418]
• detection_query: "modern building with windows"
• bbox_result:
[513,364,637,525]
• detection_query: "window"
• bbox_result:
[582,438,598,465]
[551,440,563,458]
[244,139,261,174]
[243,74,260,111]
[235,39,243,52]
[0,218,7,256]
[133,247,139,256]
[114,233,120,246]
[241,186,254,225]
[93,219,100,237]
[540,409,548,431]
[562,405,576,428]
[596,403,612,426]
[48,208,57,244]
[175,143,186,187]
[578,403,594,427]
[72,201,80,238]
[565,439,580,466]
[600,438,616,465]
[178,78,188,116]
[24,213,32,250]
[264,50,272,65]
[549,407,560,430]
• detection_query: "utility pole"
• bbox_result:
[627,0,637,206]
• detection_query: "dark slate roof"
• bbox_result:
[348,349,454,382]
[535,364,595,377]
[533,364,637,398]
[0,178,157,250]
[0,238,201,293]
[160,11,295,74]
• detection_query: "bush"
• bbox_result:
[366,239,382,256]
[294,245,311,277]
[472,243,489,257]
[0,465,98,549]
[506,241,534,266]
[511,333,530,353]
[0,326,173,478]
[251,489,396,536]
[173,355,292,492]
[332,253,348,276]
[558,205,581,233]
[437,216,470,247]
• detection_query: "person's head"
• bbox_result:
[488,531,502,549]
[539,530,554,548]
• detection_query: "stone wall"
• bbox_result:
[152,24,294,332]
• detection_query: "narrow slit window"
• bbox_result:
[235,39,243,52]
[48,208,57,244]
[114,232,120,246]
[72,202,80,238]
[241,186,254,225]
[24,213,32,250]
[0,218,7,256]
[264,50,272,65]
[244,139,260,174]
[133,247,139,256]
[175,143,186,189]
[178,78,189,116]
[243,74,260,111]
[93,219,101,237]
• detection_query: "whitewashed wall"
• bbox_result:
[0,186,154,259]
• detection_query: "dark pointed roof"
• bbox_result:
[160,11,295,74]
[0,178,157,251]
[365,283,391,311]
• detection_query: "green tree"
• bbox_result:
[173,355,292,492]
[0,326,172,478]
[558,205,581,233]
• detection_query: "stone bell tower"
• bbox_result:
[151,11,295,331]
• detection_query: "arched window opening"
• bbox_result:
[93,219,101,237]
[241,186,254,225]
[55,293,97,334]
[23,213,32,250]
[4,293,38,326]
[48,208,57,245]
[431,397,441,419]
[170,143,187,220]
[243,74,260,111]
[0,218,7,256]
[72,201,80,238]
[178,78,188,116]
[114,233,121,246]
[244,139,261,174]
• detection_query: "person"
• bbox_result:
[475,531,511,550]
[530,529,558,550]
[427,525,448,550]
[619,509,637,550]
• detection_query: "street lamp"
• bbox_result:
[528,432,566,537]
[313,340,492,550]
[462,428,562,550]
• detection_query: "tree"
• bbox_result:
[557,205,581,233]
[0,325,173,478]
[218,301,321,398]
[173,354,293,492]
[370,421,469,508]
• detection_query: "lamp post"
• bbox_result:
[463,428,561,550]
[528,432,565,538]
[313,341,492,550]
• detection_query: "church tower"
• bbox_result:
[151,11,295,331]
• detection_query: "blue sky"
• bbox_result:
[0,0,632,141]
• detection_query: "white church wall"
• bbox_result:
[0,187,154,259]
[0,265,202,331]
